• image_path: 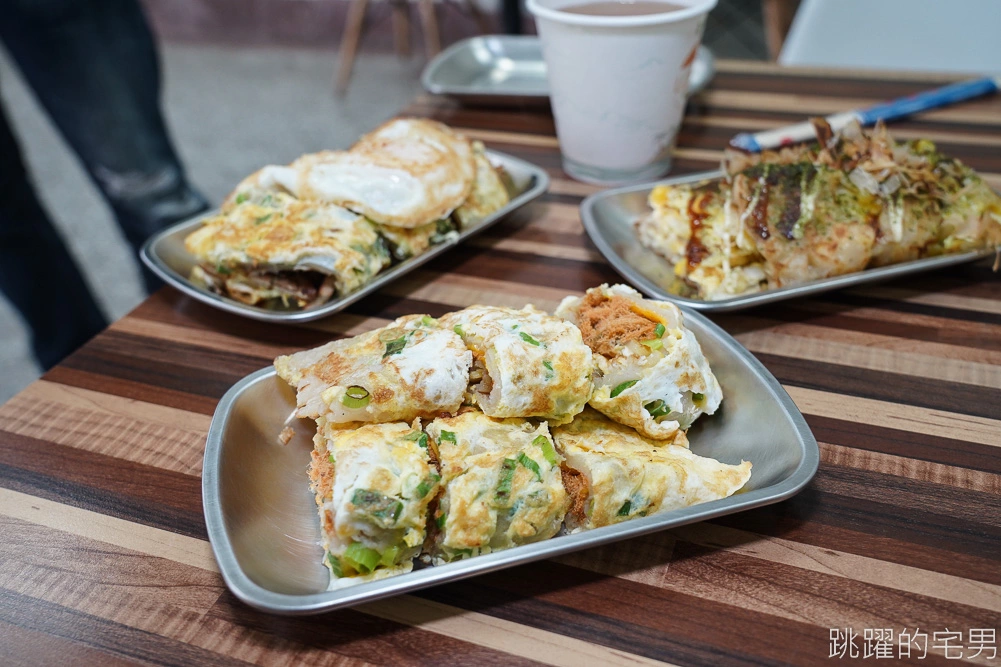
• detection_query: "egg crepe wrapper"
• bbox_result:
[185,193,390,308]
[310,419,439,587]
[556,284,721,440]
[426,411,567,563]
[275,314,471,423]
[440,305,593,426]
[553,408,751,532]
[233,119,476,229]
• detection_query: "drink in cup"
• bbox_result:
[526,0,717,184]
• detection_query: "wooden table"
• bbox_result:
[2,62,999,665]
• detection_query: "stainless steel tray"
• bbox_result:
[582,170,998,313]
[421,35,715,105]
[202,308,818,615]
[141,150,549,323]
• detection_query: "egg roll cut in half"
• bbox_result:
[553,408,751,532]
[310,419,440,587]
[185,193,390,309]
[452,141,511,229]
[440,305,593,425]
[556,284,721,440]
[426,411,567,563]
[274,314,471,423]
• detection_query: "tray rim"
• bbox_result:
[202,307,820,615]
[581,169,998,313]
[141,149,550,324]
[421,35,715,100]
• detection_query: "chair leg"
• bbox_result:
[336,0,371,94]
[390,0,410,57]
[464,0,493,35]
[417,0,441,58]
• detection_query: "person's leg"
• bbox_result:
[0,0,208,293]
[0,102,108,369]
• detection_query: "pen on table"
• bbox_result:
[730,76,1001,153]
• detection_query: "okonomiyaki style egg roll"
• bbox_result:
[426,411,567,563]
[185,193,390,309]
[275,314,471,422]
[440,305,593,425]
[556,284,721,440]
[310,419,440,586]
[553,409,751,532]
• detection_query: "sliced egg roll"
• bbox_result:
[426,411,567,563]
[553,408,751,532]
[185,193,390,309]
[275,314,471,423]
[310,418,440,587]
[440,305,593,425]
[556,284,721,440]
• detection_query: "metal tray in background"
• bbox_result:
[582,170,998,313]
[202,308,819,615]
[141,150,549,324]
[421,35,715,106]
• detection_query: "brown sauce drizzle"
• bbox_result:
[686,189,712,269]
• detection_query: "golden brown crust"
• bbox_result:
[309,447,335,505]
[575,292,658,358]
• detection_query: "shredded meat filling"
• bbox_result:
[560,464,589,524]
[574,292,659,358]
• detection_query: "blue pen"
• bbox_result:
[730,77,1000,152]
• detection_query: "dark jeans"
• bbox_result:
[0,0,208,370]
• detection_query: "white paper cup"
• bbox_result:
[527,0,716,184]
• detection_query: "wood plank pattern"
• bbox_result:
[1,61,999,665]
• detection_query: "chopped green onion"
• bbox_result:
[351,489,403,526]
[542,360,554,379]
[436,513,447,529]
[379,545,400,567]
[328,453,335,464]
[234,192,249,205]
[453,324,464,337]
[495,458,517,503]
[326,552,343,577]
[343,542,381,574]
[617,500,631,517]
[610,380,638,398]
[254,213,272,225]
[415,474,440,499]
[644,399,670,418]
[342,386,370,409]
[215,264,231,275]
[519,332,542,347]
[421,315,436,326]
[641,339,663,350]
[654,323,666,338]
[404,430,429,449]
[439,431,457,444]
[533,434,559,466]
[383,335,407,357]
[516,452,542,481]
[692,392,705,403]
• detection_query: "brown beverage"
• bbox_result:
[559,0,685,16]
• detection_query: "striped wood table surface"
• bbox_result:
[1,61,999,665]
